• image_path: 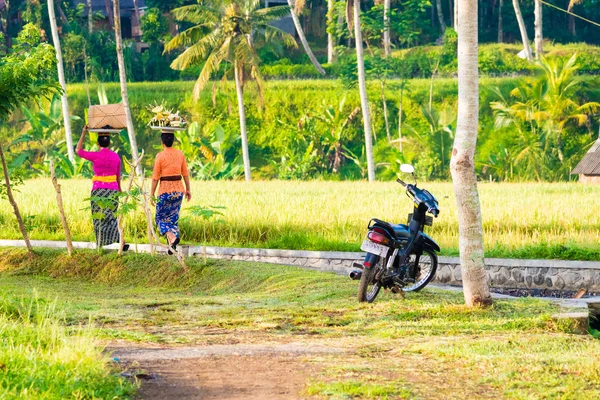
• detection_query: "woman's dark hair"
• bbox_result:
[161,133,175,148]
[98,135,111,148]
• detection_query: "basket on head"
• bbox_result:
[88,104,127,130]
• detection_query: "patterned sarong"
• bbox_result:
[91,188,120,246]
[156,192,184,238]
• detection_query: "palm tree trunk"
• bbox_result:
[113,0,141,175]
[87,0,93,34]
[287,0,326,76]
[105,0,114,28]
[83,46,91,106]
[50,160,74,256]
[234,62,251,182]
[512,0,532,62]
[132,0,142,38]
[353,0,375,182]
[48,0,75,164]
[398,81,404,152]
[567,1,576,36]
[383,0,391,56]
[435,0,447,33]
[0,145,33,255]
[454,0,458,29]
[450,0,492,307]
[497,0,503,42]
[381,82,390,141]
[534,0,543,59]
[327,0,336,63]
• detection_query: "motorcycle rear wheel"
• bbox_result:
[357,257,384,303]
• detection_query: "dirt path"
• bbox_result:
[110,343,349,399]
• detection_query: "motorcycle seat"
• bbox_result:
[391,224,411,238]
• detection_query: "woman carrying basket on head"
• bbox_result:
[76,125,127,249]
[150,132,192,252]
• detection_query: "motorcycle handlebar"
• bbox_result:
[396,178,407,187]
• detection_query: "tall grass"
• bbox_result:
[0,292,134,399]
[2,180,600,260]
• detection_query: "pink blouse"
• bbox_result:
[77,148,121,191]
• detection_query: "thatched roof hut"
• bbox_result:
[572,139,600,183]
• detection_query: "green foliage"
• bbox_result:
[0,24,59,122]
[489,55,600,181]
[141,8,170,44]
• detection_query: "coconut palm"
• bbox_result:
[449,0,492,307]
[534,0,543,59]
[289,0,326,75]
[165,0,297,182]
[512,0,532,62]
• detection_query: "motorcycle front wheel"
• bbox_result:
[357,256,384,303]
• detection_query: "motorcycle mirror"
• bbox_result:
[399,164,415,174]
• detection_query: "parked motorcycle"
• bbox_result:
[350,164,441,303]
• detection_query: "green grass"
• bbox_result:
[1,249,600,398]
[2,180,600,260]
[0,291,135,399]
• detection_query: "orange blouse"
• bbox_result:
[152,148,189,195]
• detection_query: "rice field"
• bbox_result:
[2,179,600,260]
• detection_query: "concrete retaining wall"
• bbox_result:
[1,240,599,292]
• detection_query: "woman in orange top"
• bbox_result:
[151,132,192,251]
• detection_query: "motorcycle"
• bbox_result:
[350,164,441,303]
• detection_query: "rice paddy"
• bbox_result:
[2,179,600,260]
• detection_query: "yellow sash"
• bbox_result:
[92,175,117,183]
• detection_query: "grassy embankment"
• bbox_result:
[2,180,600,260]
[1,249,599,398]
[0,287,135,398]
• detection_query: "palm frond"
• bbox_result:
[164,25,213,53]
[172,4,221,24]
[170,30,223,70]
[261,25,297,48]
[193,37,232,100]
[253,5,292,21]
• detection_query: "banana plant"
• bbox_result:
[184,122,244,180]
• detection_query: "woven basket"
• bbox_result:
[88,104,127,129]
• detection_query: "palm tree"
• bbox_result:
[512,0,532,62]
[435,0,446,34]
[113,0,141,174]
[165,0,296,182]
[350,0,375,181]
[47,0,75,163]
[534,0,543,59]
[327,0,337,63]
[449,0,492,307]
[567,0,584,36]
[289,0,326,75]
[383,0,391,56]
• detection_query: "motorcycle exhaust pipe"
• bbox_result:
[349,270,362,280]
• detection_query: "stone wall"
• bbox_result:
[189,246,600,292]
[1,240,599,292]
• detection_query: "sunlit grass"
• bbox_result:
[3,180,600,260]
[2,249,600,398]
[0,292,135,399]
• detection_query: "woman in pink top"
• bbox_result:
[76,125,124,248]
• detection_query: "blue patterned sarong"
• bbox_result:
[156,192,184,238]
